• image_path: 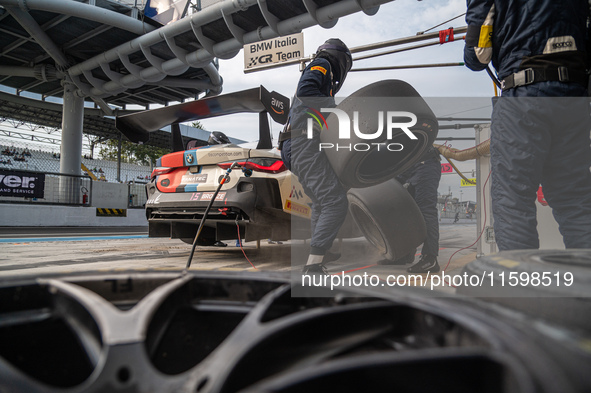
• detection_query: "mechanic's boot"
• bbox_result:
[214,241,227,247]
[407,254,440,273]
[379,248,416,265]
[302,254,328,275]
[302,263,328,275]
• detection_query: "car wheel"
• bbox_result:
[347,178,426,261]
[1,269,589,393]
[458,249,591,331]
[321,79,438,189]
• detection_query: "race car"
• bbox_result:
[116,83,436,261]
[117,86,319,245]
[144,140,314,245]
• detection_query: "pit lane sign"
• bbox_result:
[441,163,453,173]
[461,178,477,187]
[244,33,304,71]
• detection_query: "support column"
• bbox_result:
[59,82,84,203]
[117,133,122,182]
[60,83,84,174]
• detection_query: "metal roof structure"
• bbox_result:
[0,0,395,150]
[0,90,175,148]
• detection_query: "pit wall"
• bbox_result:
[0,181,148,227]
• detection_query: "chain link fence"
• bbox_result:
[1,142,152,209]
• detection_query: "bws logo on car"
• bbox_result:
[271,97,285,115]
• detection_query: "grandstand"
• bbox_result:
[0,141,151,183]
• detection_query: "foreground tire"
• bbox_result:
[1,269,590,393]
[321,80,438,189]
[347,178,426,261]
[458,250,591,331]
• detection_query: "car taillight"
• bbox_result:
[217,158,287,174]
[150,167,174,179]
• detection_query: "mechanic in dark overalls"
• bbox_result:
[279,39,352,274]
[392,146,442,273]
[464,0,591,250]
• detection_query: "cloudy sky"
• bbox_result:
[198,0,493,201]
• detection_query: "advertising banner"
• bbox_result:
[0,170,45,198]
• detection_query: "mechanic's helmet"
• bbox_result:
[315,38,352,93]
[208,131,231,145]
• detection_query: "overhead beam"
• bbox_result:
[0,0,156,35]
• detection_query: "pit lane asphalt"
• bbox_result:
[0,220,478,293]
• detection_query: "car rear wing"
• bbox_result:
[115,86,289,150]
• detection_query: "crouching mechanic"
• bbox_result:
[464,0,591,250]
[279,38,353,274]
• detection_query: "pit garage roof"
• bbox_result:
[0,0,394,148]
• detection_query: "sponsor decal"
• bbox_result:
[285,199,311,218]
[206,151,243,158]
[201,192,226,202]
[146,194,162,205]
[271,97,285,115]
[289,186,304,200]
[0,170,45,198]
[310,65,327,75]
[544,36,577,54]
[181,174,208,184]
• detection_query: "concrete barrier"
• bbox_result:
[0,204,148,227]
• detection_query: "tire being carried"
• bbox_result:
[347,178,426,261]
[458,250,591,331]
[321,80,438,189]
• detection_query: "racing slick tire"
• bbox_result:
[347,178,426,261]
[321,79,438,189]
[457,249,591,331]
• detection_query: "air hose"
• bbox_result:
[434,140,490,185]
[185,162,238,269]
[434,139,490,161]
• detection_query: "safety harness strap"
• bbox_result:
[501,66,588,91]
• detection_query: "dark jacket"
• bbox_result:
[464,0,589,79]
[288,57,336,135]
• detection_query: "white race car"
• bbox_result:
[117,83,436,261]
[118,87,317,245]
